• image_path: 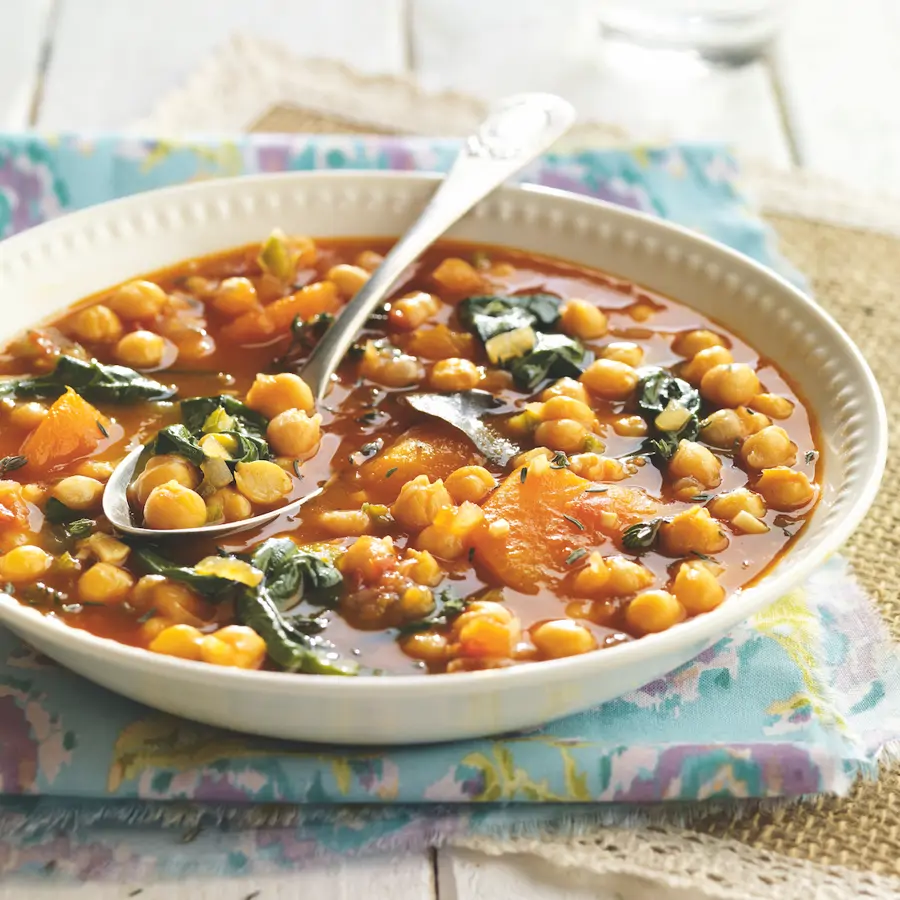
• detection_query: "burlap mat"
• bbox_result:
[238,104,900,893]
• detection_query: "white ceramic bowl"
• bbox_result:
[0,172,886,744]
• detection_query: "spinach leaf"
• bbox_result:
[246,538,343,611]
[131,540,356,675]
[181,395,268,439]
[131,546,246,603]
[0,355,176,403]
[146,424,206,466]
[459,293,561,343]
[43,497,81,524]
[630,367,703,463]
[508,333,588,391]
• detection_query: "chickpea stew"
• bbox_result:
[0,231,820,675]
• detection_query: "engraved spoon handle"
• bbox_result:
[301,92,576,399]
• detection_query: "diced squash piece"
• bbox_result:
[21,388,110,473]
[222,281,341,344]
[405,325,476,361]
[360,423,481,503]
[472,468,659,593]
[0,481,29,531]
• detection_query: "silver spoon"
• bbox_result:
[103,92,576,538]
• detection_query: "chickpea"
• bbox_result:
[580,359,638,400]
[445,466,496,504]
[200,625,267,669]
[735,406,770,435]
[175,330,215,361]
[115,330,166,368]
[73,460,114,482]
[355,249,384,272]
[143,481,208,530]
[106,280,168,320]
[572,552,610,595]
[51,475,104,511]
[398,548,444,587]
[749,393,794,420]
[454,600,514,632]
[541,395,597,430]
[246,372,314,417]
[669,440,722,489]
[629,302,656,322]
[399,584,435,620]
[672,476,704,502]
[681,346,733,385]
[755,467,816,511]
[266,409,321,459]
[601,341,644,367]
[9,401,48,430]
[431,258,484,295]
[68,304,123,343]
[568,453,627,482]
[134,455,202,506]
[21,483,47,505]
[149,623,204,661]
[613,415,648,438]
[327,264,369,298]
[625,590,685,634]
[700,363,761,409]
[150,578,209,626]
[319,509,371,537]
[430,357,480,391]
[390,291,440,331]
[212,277,259,317]
[541,377,591,405]
[339,535,396,584]
[360,340,423,388]
[534,418,588,454]
[0,545,52,583]
[700,409,745,448]
[672,329,724,358]
[417,502,485,560]
[708,488,766,521]
[560,299,607,340]
[400,631,449,663]
[671,561,725,614]
[391,475,453,529]
[659,507,729,557]
[78,562,134,604]
[234,460,293,505]
[605,556,655,595]
[532,620,597,658]
[139,616,174,644]
[740,425,797,470]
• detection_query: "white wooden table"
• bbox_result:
[0,2,896,897]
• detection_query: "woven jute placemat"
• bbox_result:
[159,75,882,892]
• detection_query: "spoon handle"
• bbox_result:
[301,92,576,399]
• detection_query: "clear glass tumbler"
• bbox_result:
[596,0,782,64]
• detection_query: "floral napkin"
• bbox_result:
[0,134,898,881]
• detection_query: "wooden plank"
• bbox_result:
[775,0,900,196]
[37,0,407,129]
[438,846,698,900]
[0,852,435,900]
[411,0,791,167]
[0,0,55,128]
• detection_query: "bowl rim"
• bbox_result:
[0,169,888,698]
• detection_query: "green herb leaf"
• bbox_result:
[563,514,585,531]
[459,293,562,343]
[96,419,109,438]
[520,467,528,483]
[691,550,715,562]
[146,424,206,466]
[132,546,246,603]
[622,518,665,552]
[507,332,587,391]
[247,538,343,611]
[397,587,470,634]
[0,355,176,403]
[804,450,818,465]
[0,455,27,476]
[385,467,398,478]
[565,548,588,566]
[65,518,94,539]
[181,395,268,439]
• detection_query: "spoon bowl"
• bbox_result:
[101,445,322,538]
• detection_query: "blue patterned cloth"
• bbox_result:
[0,134,896,881]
